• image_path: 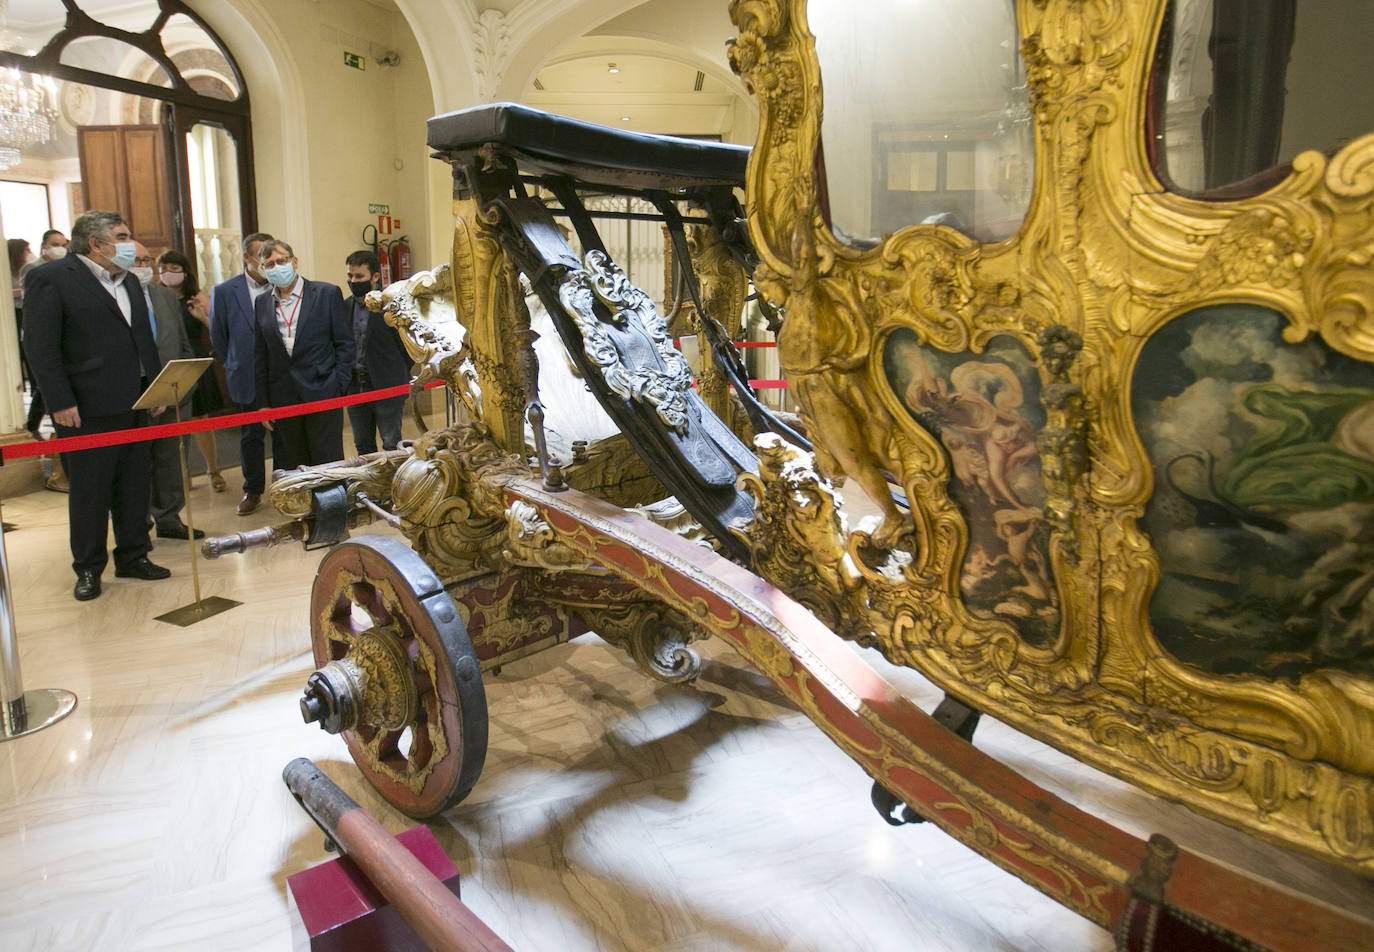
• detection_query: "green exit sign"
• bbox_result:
[343,51,365,70]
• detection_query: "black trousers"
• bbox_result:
[56,410,153,576]
[347,372,407,455]
[273,408,344,470]
[236,402,266,494]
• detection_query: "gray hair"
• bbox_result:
[258,239,294,261]
[243,232,273,257]
[71,211,128,255]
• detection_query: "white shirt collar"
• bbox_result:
[245,271,270,299]
[78,252,125,286]
[273,275,304,304]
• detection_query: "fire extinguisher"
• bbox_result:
[389,235,411,281]
[377,239,393,286]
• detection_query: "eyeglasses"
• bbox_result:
[133,256,155,266]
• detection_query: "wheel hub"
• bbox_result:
[300,625,417,734]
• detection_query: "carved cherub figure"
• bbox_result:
[777,211,914,550]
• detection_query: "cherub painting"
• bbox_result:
[884,331,1059,646]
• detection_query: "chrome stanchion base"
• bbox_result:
[0,689,77,742]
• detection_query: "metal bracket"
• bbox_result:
[305,484,350,549]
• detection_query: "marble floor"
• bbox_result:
[0,459,1371,951]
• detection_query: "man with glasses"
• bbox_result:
[22,211,171,601]
[252,239,354,468]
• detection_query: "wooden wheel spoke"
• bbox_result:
[408,721,434,770]
[375,728,403,762]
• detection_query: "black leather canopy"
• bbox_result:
[427,102,749,189]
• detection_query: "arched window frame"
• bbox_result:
[0,0,257,263]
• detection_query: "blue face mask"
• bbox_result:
[265,262,296,288]
[104,240,137,271]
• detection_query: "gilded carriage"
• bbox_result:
[213,1,1374,946]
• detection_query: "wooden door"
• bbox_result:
[77,124,175,257]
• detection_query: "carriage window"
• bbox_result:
[1155,0,1374,196]
[810,0,1031,245]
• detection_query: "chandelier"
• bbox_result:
[0,70,57,159]
[0,0,57,171]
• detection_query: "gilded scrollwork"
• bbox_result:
[579,599,705,685]
[388,423,530,582]
[366,265,480,419]
[736,0,1374,870]
[503,500,591,572]
[451,194,527,451]
[683,224,753,438]
[735,433,865,635]
[268,455,407,518]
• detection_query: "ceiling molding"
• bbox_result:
[537,34,754,111]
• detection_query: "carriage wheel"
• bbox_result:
[300,535,487,817]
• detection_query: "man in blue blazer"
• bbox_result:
[209,231,273,514]
[253,239,355,468]
[23,211,170,600]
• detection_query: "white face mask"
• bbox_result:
[41,245,66,261]
[160,271,186,288]
[130,266,154,287]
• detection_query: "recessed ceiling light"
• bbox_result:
[608,63,620,74]
[621,116,631,121]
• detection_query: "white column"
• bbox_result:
[0,206,27,434]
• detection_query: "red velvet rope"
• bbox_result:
[3,376,787,461]
[2,381,441,461]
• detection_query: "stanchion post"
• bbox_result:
[172,385,203,606]
[0,496,76,741]
[140,360,241,627]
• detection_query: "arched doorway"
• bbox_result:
[0,0,255,283]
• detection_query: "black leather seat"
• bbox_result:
[426,102,749,189]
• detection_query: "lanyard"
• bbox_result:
[276,291,302,338]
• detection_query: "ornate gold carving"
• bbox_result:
[451,194,527,450]
[389,423,529,582]
[335,626,418,731]
[737,0,1374,870]
[504,500,591,571]
[366,265,480,418]
[579,599,705,685]
[558,250,693,434]
[1035,326,1089,558]
[268,454,408,518]
[683,224,753,438]
[735,434,865,636]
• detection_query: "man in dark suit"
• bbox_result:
[343,250,411,454]
[22,211,170,601]
[208,231,273,515]
[134,241,203,541]
[253,239,355,468]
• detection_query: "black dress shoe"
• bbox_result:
[156,522,205,540]
[73,571,101,601]
[114,558,171,581]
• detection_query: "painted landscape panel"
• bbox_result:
[1133,304,1374,678]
